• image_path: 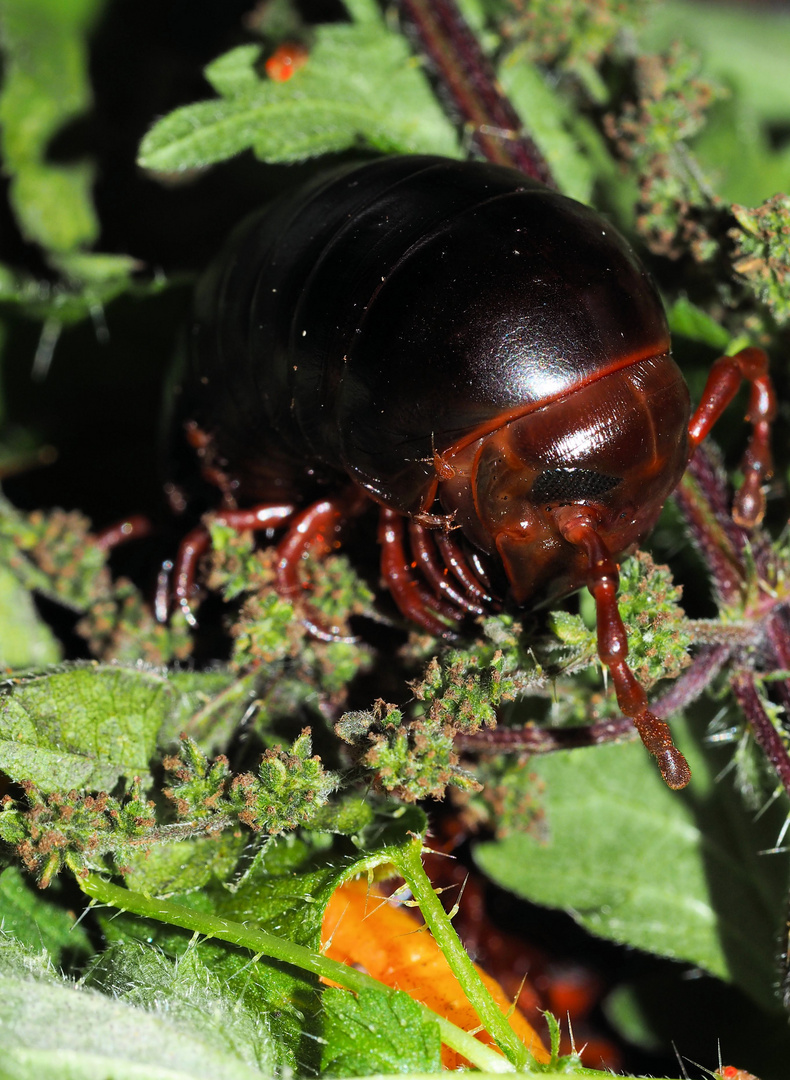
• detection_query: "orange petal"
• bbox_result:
[322,878,550,1068]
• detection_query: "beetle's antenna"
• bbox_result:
[555,505,691,789]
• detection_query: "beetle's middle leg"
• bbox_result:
[688,345,776,527]
[170,503,298,626]
[556,506,692,790]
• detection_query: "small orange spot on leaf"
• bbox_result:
[265,42,308,82]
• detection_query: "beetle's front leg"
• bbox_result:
[688,346,776,527]
[378,508,465,638]
[556,507,692,790]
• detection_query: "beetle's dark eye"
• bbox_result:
[531,468,621,503]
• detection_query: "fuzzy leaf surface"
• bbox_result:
[498,58,593,203]
[0,0,106,253]
[0,937,271,1080]
[474,717,789,1012]
[0,564,60,669]
[667,297,731,350]
[101,806,428,1075]
[138,22,457,172]
[320,984,442,1076]
[0,666,166,791]
[0,664,251,793]
[122,832,248,896]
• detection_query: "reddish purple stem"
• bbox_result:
[731,670,790,795]
[395,0,553,184]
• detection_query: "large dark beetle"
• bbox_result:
[169,155,775,790]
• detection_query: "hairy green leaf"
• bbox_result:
[0,866,91,965]
[474,717,789,1012]
[100,805,426,1074]
[0,664,257,793]
[321,985,442,1076]
[0,564,60,669]
[667,297,731,350]
[0,665,173,791]
[0,0,106,253]
[0,937,271,1080]
[84,940,275,1074]
[498,58,594,203]
[139,22,457,172]
[122,832,248,896]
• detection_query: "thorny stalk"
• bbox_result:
[394,0,553,184]
[398,0,790,793]
[731,670,790,796]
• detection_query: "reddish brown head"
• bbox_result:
[436,353,690,607]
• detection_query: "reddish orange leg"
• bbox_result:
[408,519,485,615]
[276,499,344,597]
[277,492,369,643]
[173,527,212,626]
[172,503,296,627]
[434,530,495,606]
[688,346,776,526]
[557,507,691,790]
[94,514,153,551]
[379,509,464,638]
[155,560,174,624]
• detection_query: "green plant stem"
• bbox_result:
[391,837,534,1070]
[82,867,681,1080]
[357,1074,677,1080]
[77,872,513,1075]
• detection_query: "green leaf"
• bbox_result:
[0,866,91,965]
[0,564,60,669]
[0,937,272,1080]
[100,806,427,1075]
[320,984,442,1076]
[123,831,247,896]
[84,940,275,1074]
[96,890,325,1076]
[0,664,257,793]
[138,22,458,172]
[158,668,260,752]
[339,0,383,24]
[0,257,170,325]
[0,665,172,791]
[218,837,348,948]
[204,44,264,98]
[216,805,427,951]
[498,57,594,203]
[667,297,731,350]
[0,0,107,253]
[9,163,98,255]
[474,716,789,1012]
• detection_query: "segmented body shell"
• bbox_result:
[178,154,690,605]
